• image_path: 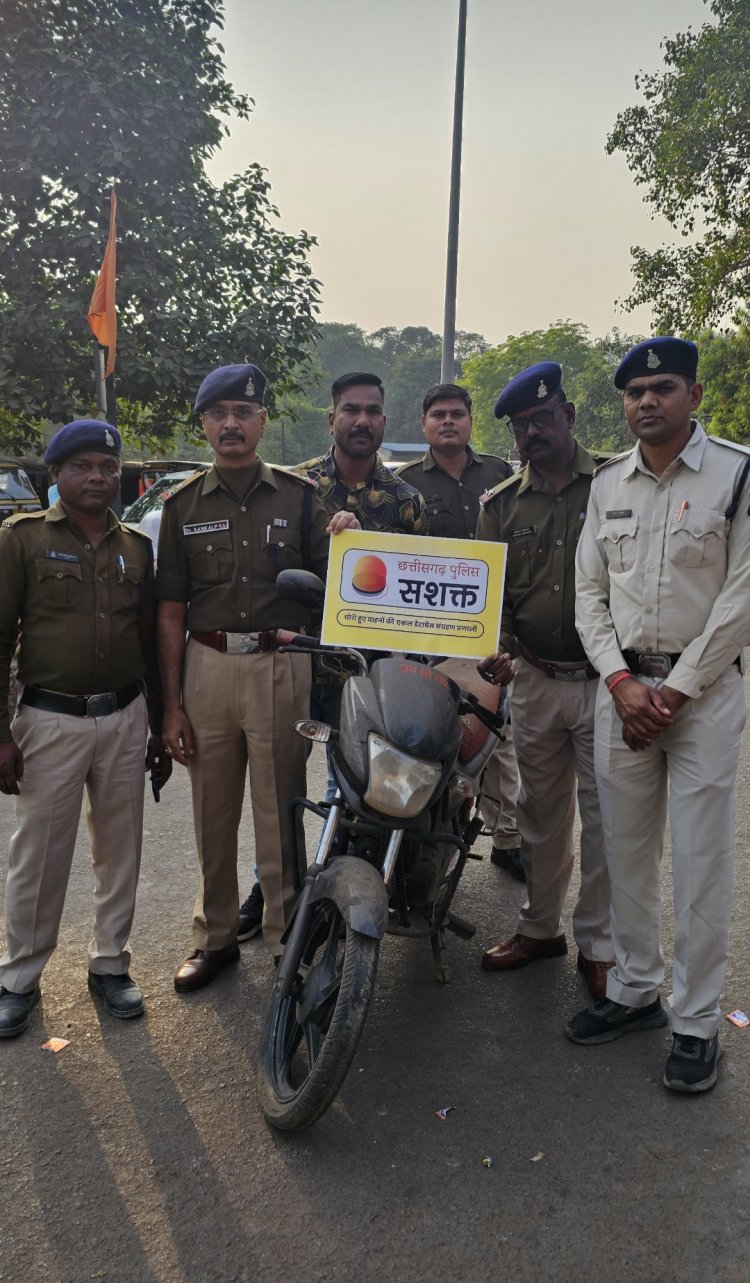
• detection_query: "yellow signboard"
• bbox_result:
[322,531,507,659]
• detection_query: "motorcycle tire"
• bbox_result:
[258,898,379,1132]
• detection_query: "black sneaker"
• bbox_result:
[566,996,668,1045]
[490,846,526,882]
[238,883,264,942]
[664,1033,722,1093]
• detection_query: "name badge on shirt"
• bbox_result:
[44,549,80,562]
[182,520,230,536]
[605,510,633,519]
[511,525,537,540]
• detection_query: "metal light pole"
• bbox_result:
[440,0,468,385]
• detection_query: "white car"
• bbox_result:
[121,469,206,565]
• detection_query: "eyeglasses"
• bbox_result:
[203,405,260,423]
[507,403,564,436]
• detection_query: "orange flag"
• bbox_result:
[87,190,117,377]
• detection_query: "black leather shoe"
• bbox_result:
[490,846,526,881]
[174,944,240,993]
[88,972,145,1019]
[0,985,41,1038]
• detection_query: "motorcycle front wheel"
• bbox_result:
[258,898,380,1132]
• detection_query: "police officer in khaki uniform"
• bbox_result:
[567,338,750,1094]
[397,382,523,879]
[0,420,169,1037]
[477,363,614,1000]
[156,364,358,991]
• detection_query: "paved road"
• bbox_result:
[2,693,750,1283]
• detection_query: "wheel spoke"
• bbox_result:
[304,1021,321,1069]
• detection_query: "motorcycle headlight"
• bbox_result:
[363,734,442,819]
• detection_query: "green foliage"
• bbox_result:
[694,318,750,442]
[0,0,320,451]
[607,0,750,329]
[462,323,640,454]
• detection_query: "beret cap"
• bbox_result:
[494,362,563,419]
[44,419,121,466]
[194,363,267,413]
[614,338,698,389]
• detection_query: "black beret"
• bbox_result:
[494,362,563,419]
[614,338,698,389]
[44,419,122,466]
[194,363,267,413]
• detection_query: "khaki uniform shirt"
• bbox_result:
[296,449,428,534]
[0,504,159,742]
[155,459,330,632]
[575,422,750,698]
[397,447,513,540]
[477,442,605,663]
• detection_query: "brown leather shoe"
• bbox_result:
[481,932,567,971]
[174,944,240,993]
[577,952,615,1001]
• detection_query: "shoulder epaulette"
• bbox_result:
[592,451,631,476]
[483,471,523,505]
[706,435,750,457]
[270,464,317,488]
[119,520,154,543]
[2,509,46,528]
[161,470,205,504]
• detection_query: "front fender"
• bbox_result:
[308,857,388,941]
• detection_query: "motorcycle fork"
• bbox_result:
[276,801,343,1002]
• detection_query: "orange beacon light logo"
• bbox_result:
[351,555,388,595]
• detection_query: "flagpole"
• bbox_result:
[441,0,468,385]
[93,342,107,417]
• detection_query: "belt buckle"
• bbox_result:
[638,652,672,679]
[86,692,117,717]
[553,668,586,682]
[226,632,260,655]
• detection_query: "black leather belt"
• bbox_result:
[21,681,144,718]
[622,650,681,678]
[518,642,597,682]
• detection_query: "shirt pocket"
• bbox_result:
[186,532,234,586]
[668,509,728,569]
[112,560,146,613]
[596,516,639,574]
[35,558,83,608]
[506,536,537,590]
[423,496,455,539]
[262,526,302,579]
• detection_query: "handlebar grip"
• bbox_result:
[275,629,319,651]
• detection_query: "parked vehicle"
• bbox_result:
[257,569,508,1132]
[0,458,42,521]
[121,468,206,562]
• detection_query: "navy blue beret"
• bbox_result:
[494,362,563,419]
[44,419,122,466]
[194,363,267,413]
[614,338,698,389]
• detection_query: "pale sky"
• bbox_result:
[210,0,711,346]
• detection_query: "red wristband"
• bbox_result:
[607,672,633,694]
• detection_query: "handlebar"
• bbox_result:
[458,689,510,735]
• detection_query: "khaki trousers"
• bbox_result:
[510,660,611,958]
[0,695,148,993]
[595,666,746,1038]
[183,639,311,956]
[479,725,520,850]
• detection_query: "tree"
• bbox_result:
[694,319,750,442]
[0,0,320,451]
[607,0,750,330]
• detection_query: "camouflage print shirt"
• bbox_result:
[296,449,429,535]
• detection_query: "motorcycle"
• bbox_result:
[258,570,509,1133]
